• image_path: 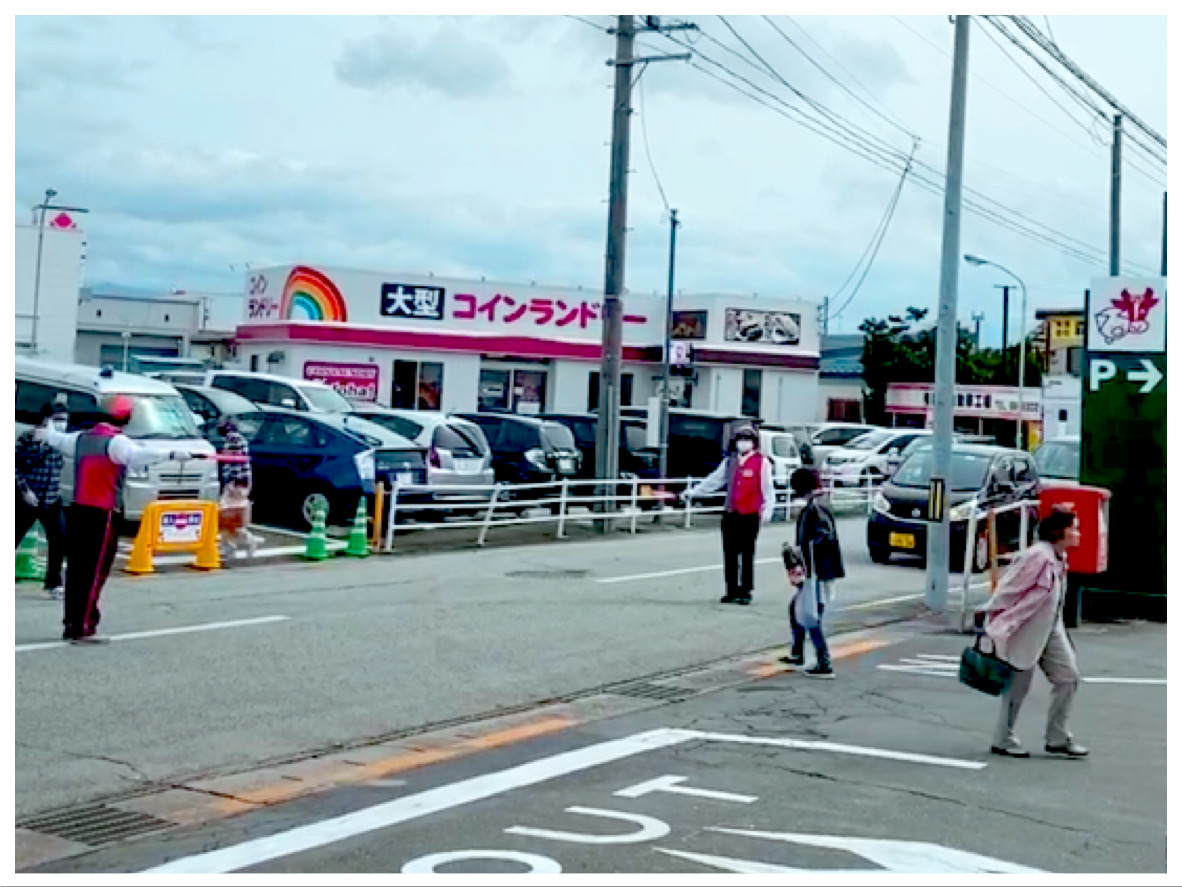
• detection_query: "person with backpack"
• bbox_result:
[781,467,845,678]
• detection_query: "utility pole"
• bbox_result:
[1110,113,1122,277]
[1162,191,1167,277]
[658,208,679,481]
[594,16,692,528]
[925,14,971,616]
[820,296,829,337]
[995,284,1011,379]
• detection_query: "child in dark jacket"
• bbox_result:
[781,468,845,678]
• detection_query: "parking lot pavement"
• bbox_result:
[24,620,1164,874]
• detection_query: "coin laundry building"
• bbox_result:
[234,264,822,423]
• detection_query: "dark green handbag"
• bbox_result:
[959,634,1015,696]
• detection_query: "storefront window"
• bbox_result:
[587,372,634,412]
[392,360,444,410]
[479,369,510,412]
[741,369,762,418]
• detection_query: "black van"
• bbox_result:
[867,444,1040,572]
[453,412,582,488]
[620,407,756,480]
[540,412,659,480]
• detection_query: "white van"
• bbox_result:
[155,369,353,413]
[15,358,219,520]
[758,428,803,488]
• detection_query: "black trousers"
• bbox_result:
[721,511,761,599]
[63,504,120,640]
[15,494,66,590]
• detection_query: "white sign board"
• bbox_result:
[159,511,205,544]
[1088,277,1166,352]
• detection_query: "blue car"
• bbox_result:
[201,406,426,530]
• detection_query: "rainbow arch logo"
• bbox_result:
[281,266,348,322]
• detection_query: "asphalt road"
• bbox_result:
[13,515,964,821]
[25,620,1165,874]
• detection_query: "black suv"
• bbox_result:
[620,407,755,480]
[454,413,582,490]
[539,412,659,480]
[867,444,1040,572]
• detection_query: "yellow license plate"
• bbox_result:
[890,532,916,550]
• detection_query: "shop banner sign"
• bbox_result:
[304,362,380,401]
[725,308,801,345]
[159,510,204,545]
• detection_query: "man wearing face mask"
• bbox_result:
[682,425,775,605]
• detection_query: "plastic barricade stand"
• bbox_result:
[126,500,221,575]
[1038,485,1112,627]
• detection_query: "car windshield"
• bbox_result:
[124,394,202,440]
[434,424,483,457]
[299,384,353,412]
[892,451,995,491]
[1035,441,1080,480]
[542,424,577,451]
[771,436,798,457]
[847,430,892,451]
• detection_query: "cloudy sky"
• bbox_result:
[13,14,1168,343]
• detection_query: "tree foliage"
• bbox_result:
[858,307,1043,425]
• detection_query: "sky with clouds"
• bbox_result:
[13,14,1168,343]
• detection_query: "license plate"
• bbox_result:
[455,458,483,473]
[396,472,415,486]
[890,532,916,550]
[558,458,575,472]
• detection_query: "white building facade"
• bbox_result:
[233,264,821,419]
[15,219,86,363]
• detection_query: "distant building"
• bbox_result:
[15,220,86,363]
[818,334,865,421]
[1034,307,1084,441]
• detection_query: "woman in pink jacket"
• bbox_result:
[982,505,1087,759]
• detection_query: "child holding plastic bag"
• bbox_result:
[780,468,845,678]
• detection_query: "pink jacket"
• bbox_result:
[981,542,1067,670]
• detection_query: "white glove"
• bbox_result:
[21,489,39,507]
[32,426,48,443]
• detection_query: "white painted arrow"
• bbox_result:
[1128,358,1163,394]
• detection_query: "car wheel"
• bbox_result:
[301,489,333,529]
[868,544,891,565]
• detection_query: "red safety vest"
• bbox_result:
[74,424,125,510]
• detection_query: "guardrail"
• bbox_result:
[957,498,1039,633]
[374,474,879,553]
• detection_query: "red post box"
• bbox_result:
[1038,485,1111,575]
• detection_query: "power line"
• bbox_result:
[563,15,609,33]
[1043,15,1057,45]
[636,73,671,214]
[759,15,919,143]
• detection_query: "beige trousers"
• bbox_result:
[993,620,1080,748]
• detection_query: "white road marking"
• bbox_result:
[15,616,291,653]
[1083,678,1166,685]
[878,664,1165,687]
[117,543,345,566]
[915,654,962,662]
[142,726,985,873]
[899,658,958,668]
[656,848,804,874]
[837,594,923,612]
[877,664,957,678]
[505,806,671,844]
[614,775,757,804]
[689,731,986,770]
[595,558,780,584]
[403,850,561,874]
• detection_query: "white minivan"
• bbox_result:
[15,358,219,520]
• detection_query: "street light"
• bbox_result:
[30,189,89,354]
[964,253,1029,448]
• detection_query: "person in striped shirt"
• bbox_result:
[217,417,261,560]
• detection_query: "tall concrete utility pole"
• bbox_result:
[1161,191,1167,277]
[1110,113,1122,276]
[996,284,1011,378]
[595,15,636,490]
[925,14,971,615]
[658,208,679,481]
[594,16,692,514]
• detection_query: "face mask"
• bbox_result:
[736,440,754,454]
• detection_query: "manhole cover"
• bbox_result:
[18,803,174,847]
[606,681,698,703]
[505,569,590,579]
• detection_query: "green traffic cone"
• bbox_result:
[345,498,370,558]
[303,500,330,561]
[16,523,46,582]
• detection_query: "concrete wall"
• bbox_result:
[15,224,83,363]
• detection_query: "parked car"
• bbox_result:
[808,422,879,464]
[764,423,818,466]
[867,444,1040,572]
[620,407,755,481]
[349,407,496,500]
[453,413,582,497]
[201,406,426,530]
[15,357,219,521]
[174,384,261,430]
[823,429,932,486]
[758,427,804,487]
[1033,436,1080,484]
[539,412,659,480]
[157,369,353,414]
